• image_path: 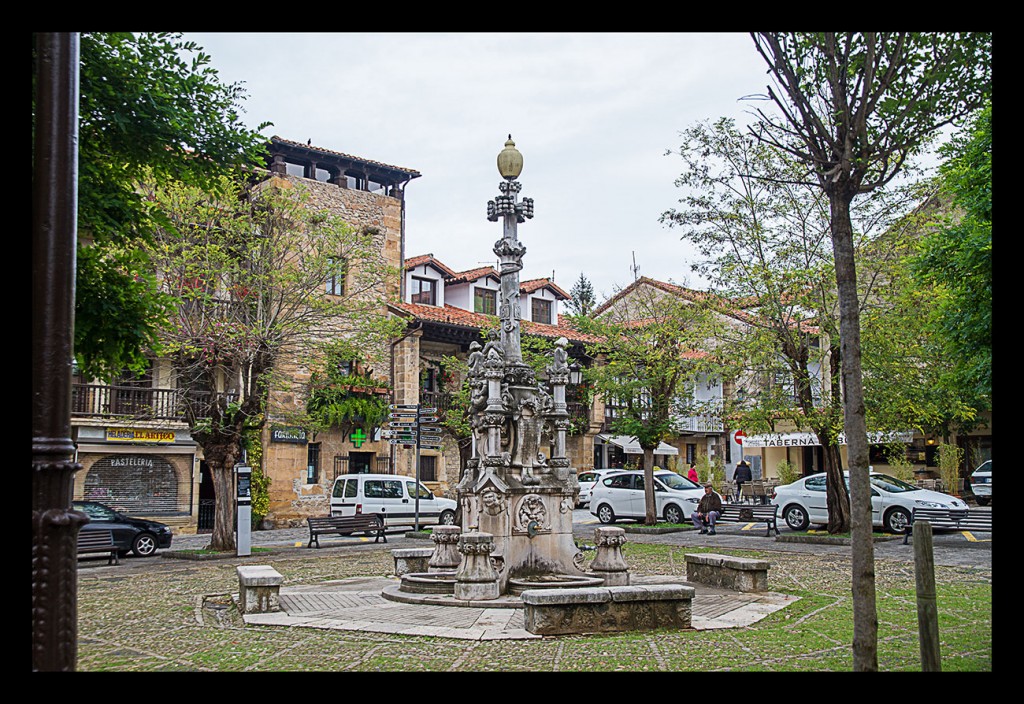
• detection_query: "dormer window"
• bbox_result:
[411,277,437,306]
[531,298,552,325]
[474,288,497,315]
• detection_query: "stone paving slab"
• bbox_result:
[241,576,798,640]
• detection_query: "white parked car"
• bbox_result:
[575,469,617,508]
[589,470,705,525]
[771,471,969,534]
[970,460,991,506]
[329,473,457,530]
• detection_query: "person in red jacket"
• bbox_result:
[687,463,699,484]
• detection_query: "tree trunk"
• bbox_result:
[821,441,849,533]
[643,447,656,524]
[830,192,878,672]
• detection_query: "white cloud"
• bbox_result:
[186,32,773,302]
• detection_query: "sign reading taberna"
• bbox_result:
[271,426,308,444]
[105,428,175,444]
[741,430,915,448]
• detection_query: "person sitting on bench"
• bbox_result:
[691,483,723,535]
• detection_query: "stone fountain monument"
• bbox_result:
[389,137,604,602]
[450,135,595,597]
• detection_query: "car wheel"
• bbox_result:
[596,504,616,524]
[976,497,990,506]
[664,504,684,525]
[884,507,912,534]
[131,533,158,557]
[439,509,456,526]
[783,504,810,531]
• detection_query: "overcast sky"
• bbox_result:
[182,33,788,302]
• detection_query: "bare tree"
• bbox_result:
[748,31,991,672]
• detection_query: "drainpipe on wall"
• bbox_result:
[389,320,423,474]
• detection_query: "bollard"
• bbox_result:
[913,519,941,671]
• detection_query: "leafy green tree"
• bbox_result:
[577,283,725,524]
[912,103,991,405]
[31,32,271,382]
[566,273,597,317]
[147,176,402,551]
[748,30,991,672]
[305,339,393,443]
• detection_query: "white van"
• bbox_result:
[329,473,458,529]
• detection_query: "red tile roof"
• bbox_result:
[389,302,601,344]
[448,266,500,284]
[403,254,458,278]
[520,278,571,299]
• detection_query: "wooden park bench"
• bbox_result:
[306,514,386,548]
[903,507,992,544]
[716,504,780,537]
[77,529,120,565]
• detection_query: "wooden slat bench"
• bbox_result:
[715,504,780,537]
[903,507,992,544]
[307,514,386,548]
[77,529,120,565]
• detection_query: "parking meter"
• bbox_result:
[236,463,252,557]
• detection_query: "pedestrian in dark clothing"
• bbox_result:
[734,460,752,503]
[691,483,723,534]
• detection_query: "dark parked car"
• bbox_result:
[74,501,174,557]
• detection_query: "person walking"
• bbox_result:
[733,459,752,503]
[687,462,699,484]
[690,483,723,535]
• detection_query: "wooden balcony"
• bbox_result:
[71,384,238,422]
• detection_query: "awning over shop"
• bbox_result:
[597,435,679,456]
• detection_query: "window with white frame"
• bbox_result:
[411,277,437,306]
[474,288,497,315]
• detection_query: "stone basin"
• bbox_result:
[507,574,605,596]
[398,570,457,595]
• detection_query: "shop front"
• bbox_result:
[73,425,200,528]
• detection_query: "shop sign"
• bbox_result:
[742,430,915,448]
[271,426,308,444]
[105,428,175,444]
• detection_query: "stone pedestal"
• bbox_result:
[429,525,462,572]
[454,531,499,600]
[236,565,283,614]
[392,548,433,576]
[588,526,630,586]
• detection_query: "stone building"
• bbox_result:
[70,136,421,533]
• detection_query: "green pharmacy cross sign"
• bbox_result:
[350,428,368,447]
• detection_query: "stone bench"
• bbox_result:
[521,584,694,635]
[237,565,284,614]
[684,553,769,593]
[392,547,433,576]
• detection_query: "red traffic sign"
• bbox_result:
[733,430,746,445]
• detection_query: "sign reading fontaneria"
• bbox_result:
[105,428,175,444]
[270,426,308,444]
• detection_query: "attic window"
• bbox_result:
[532,298,552,325]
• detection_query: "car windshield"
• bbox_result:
[868,474,920,494]
[974,460,991,475]
[657,473,700,490]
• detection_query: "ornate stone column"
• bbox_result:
[454,532,499,600]
[428,525,462,572]
[589,527,630,586]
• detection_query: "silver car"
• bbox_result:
[970,460,991,506]
[771,471,969,533]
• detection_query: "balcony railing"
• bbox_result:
[420,390,456,416]
[71,384,238,422]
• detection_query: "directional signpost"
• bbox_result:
[384,404,445,529]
